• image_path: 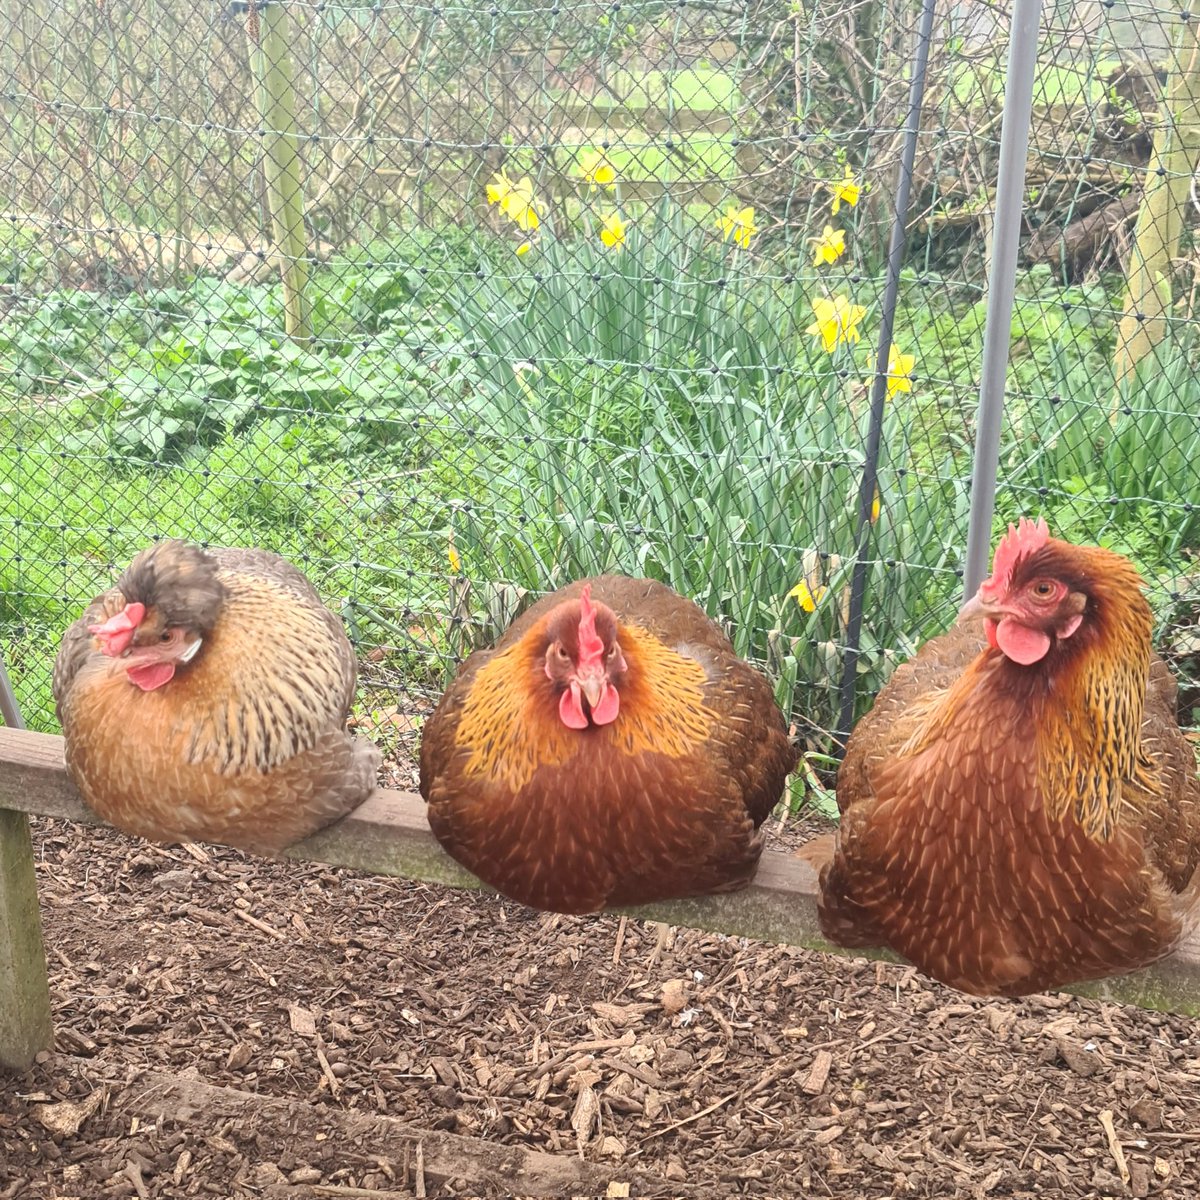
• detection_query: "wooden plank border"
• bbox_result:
[1,726,1199,1030]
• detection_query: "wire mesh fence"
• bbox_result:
[2,0,1199,790]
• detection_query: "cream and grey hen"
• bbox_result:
[53,540,380,854]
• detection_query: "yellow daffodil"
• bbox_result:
[806,295,867,353]
[599,212,627,249]
[870,487,881,525]
[788,580,827,613]
[578,149,617,188]
[486,171,513,208]
[515,240,532,256]
[885,344,915,400]
[503,177,539,232]
[829,166,861,215]
[486,170,540,232]
[717,204,757,249]
[810,224,845,267]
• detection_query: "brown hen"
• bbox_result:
[419,576,797,913]
[53,540,380,854]
[819,518,1200,996]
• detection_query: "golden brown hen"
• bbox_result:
[53,540,380,854]
[818,518,1200,996]
[419,576,797,913]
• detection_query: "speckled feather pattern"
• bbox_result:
[419,576,798,913]
[53,545,380,854]
[821,547,1200,995]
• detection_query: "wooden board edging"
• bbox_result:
[2,727,1199,1019]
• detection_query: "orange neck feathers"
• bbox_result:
[917,548,1153,841]
[454,617,717,792]
[1031,559,1153,839]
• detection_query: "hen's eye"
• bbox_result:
[160,631,173,642]
[1032,581,1055,599]
[555,644,569,659]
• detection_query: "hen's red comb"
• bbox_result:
[984,516,1050,594]
[576,584,605,667]
[88,601,146,639]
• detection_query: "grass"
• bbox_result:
[0,415,467,719]
[585,139,740,183]
[559,67,742,113]
[949,55,1125,112]
[2,214,1199,780]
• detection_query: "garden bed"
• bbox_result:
[2,816,1199,1198]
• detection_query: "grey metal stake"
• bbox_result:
[962,0,1044,598]
[0,655,25,730]
[835,0,939,747]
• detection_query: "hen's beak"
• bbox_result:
[577,671,606,709]
[104,641,150,674]
[958,588,1005,624]
[958,590,986,623]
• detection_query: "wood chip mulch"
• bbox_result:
[3,816,1200,1198]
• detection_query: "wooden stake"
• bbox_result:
[246,1,313,344]
[1114,18,1200,396]
[0,807,53,1070]
[0,656,52,1071]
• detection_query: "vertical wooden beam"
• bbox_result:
[0,808,52,1070]
[0,661,53,1070]
[1115,18,1200,394]
[247,0,313,343]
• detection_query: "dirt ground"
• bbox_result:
[3,816,1200,1200]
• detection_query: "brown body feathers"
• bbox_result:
[820,535,1200,996]
[53,540,380,854]
[419,575,797,913]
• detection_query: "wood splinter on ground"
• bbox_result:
[801,1049,833,1096]
[97,1068,696,1197]
[612,914,628,965]
[1099,1108,1131,1188]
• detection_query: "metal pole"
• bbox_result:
[835,0,938,747]
[0,656,23,731]
[962,0,1044,598]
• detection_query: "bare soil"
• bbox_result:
[3,815,1200,1199]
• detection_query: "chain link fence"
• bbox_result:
[2,0,1199,792]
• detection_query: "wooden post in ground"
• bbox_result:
[1114,18,1200,398]
[0,809,53,1070]
[0,665,52,1070]
[246,0,313,344]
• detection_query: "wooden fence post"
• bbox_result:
[1114,17,1200,395]
[0,662,53,1070]
[0,808,52,1070]
[246,0,313,344]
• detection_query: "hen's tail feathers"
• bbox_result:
[794,832,837,874]
[1171,860,1200,944]
[266,733,382,856]
[337,734,383,820]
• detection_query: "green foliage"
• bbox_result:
[12,261,482,462]
[4,222,1200,758]
[1008,344,1200,610]
[448,216,970,736]
[0,291,161,398]
[456,206,807,398]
